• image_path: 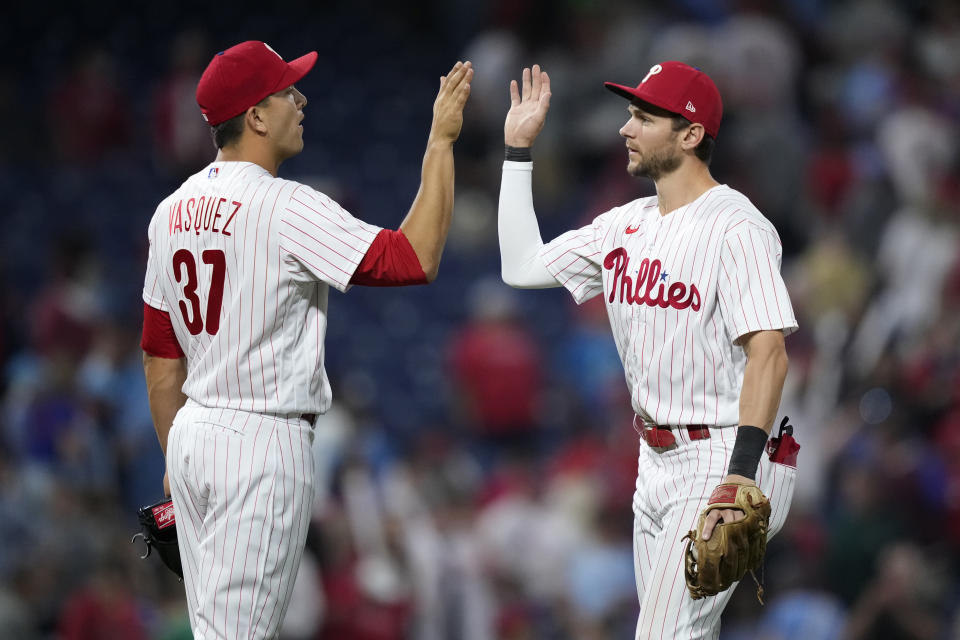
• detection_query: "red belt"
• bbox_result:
[638,422,710,447]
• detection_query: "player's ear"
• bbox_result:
[681,123,705,151]
[245,105,269,136]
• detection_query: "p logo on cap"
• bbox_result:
[641,64,663,84]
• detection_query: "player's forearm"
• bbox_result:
[143,352,188,456]
[498,161,558,288]
[738,331,788,434]
[398,139,455,282]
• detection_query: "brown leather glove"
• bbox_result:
[683,483,771,601]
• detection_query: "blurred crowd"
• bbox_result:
[1,0,959,638]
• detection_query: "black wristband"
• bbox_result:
[505,144,532,162]
[726,425,769,480]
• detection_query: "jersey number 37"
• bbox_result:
[172,249,226,336]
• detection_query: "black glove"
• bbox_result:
[132,498,183,579]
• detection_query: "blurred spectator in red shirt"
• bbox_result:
[448,278,543,463]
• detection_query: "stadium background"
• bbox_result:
[1,0,959,638]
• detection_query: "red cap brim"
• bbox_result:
[271,51,318,93]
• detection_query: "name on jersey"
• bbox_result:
[167,196,242,237]
[603,248,701,311]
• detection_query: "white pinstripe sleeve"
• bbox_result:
[142,215,168,311]
[279,185,381,292]
[717,223,798,343]
[536,210,615,304]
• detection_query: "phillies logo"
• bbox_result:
[642,64,663,84]
[603,248,701,311]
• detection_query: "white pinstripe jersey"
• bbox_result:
[143,161,380,415]
[539,185,797,427]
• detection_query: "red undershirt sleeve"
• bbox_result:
[349,228,429,286]
[142,303,186,358]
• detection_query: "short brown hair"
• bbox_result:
[670,115,715,164]
[209,95,272,150]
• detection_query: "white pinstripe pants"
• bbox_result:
[632,426,797,640]
[167,401,316,640]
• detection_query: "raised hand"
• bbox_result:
[504,64,551,147]
[430,61,473,144]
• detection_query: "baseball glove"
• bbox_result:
[683,483,771,602]
[131,498,183,580]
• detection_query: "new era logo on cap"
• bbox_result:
[604,61,723,138]
[196,41,318,126]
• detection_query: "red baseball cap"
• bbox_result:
[196,41,318,126]
[605,61,723,138]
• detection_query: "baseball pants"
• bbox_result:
[167,401,316,640]
[632,425,797,640]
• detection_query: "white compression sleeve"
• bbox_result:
[498,161,561,289]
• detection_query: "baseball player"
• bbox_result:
[497,62,799,639]
[140,40,472,639]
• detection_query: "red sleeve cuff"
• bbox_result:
[142,303,185,358]
[349,229,428,286]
